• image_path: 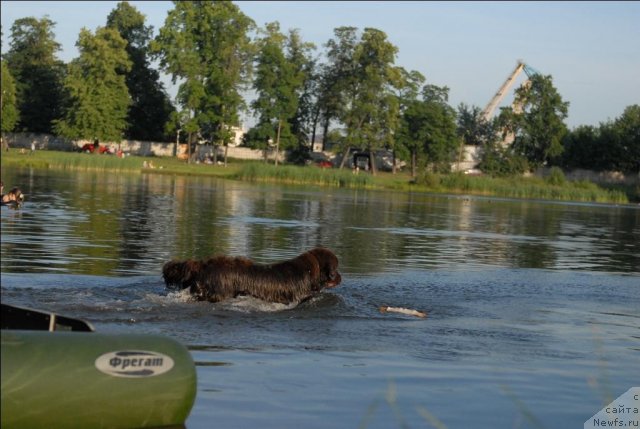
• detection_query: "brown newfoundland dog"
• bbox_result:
[162,247,341,305]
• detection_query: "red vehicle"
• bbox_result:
[316,160,333,169]
[80,143,110,154]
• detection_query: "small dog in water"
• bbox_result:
[1,184,25,208]
[162,247,342,305]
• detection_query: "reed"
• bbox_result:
[234,162,374,188]
[0,149,239,178]
[415,172,629,204]
[1,149,632,204]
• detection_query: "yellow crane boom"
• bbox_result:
[481,61,526,122]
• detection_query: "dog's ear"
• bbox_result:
[309,248,341,288]
[163,260,200,289]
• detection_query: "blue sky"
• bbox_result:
[2,1,639,129]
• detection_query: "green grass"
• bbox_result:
[234,162,375,188]
[421,172,630,204]
[1,149,633,204]
[0,148,240,178]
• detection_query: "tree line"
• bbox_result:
[1,1,637,175]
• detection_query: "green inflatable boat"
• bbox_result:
[1,303,197,429]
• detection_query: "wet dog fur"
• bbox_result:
[162,247,341,305]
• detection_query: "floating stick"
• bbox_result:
[379,306,427,318]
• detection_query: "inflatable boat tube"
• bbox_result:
[1,305,197,429]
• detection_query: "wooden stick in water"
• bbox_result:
[379,306,427,318]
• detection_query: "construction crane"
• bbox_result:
[481,60,538,122]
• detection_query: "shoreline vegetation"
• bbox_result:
[1,149,635,205]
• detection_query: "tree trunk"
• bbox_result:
[224,144,228,167]
[411,150,417,178]
[339,146,351,170]
[173,130,180,157]
[310,108,320,148]
[321,117,330,152]
[187,132,192,164]
[392,149,397,174]
[274,119,282,166]
[369,150,377,176]
[456,140,464,172]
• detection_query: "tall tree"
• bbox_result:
[456,103,496,147]
[106,1,174,142]
[560,125,601,171]
[420,85,460,172]
[398,84,459,175]
[54,27,131,141]
[611,104,640,173]
[317,26,358,152]
[1,60,20,133]
[393,68,425,173]
[565,105,640,173]
[152,1,255,163]
[500,74,569,169]
[285,28,317,162]
[250,22,307,165]
[327,27,402,174]
[5,16,65,133]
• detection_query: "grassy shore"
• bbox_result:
[1,149,635,204]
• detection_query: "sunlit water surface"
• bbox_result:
[1,168,639,428]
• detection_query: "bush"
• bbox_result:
[478,144,529,177]
[546,167,566,186]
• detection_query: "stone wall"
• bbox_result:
[2,132,73,151]
[195,145,286,163]
[1,132,287,162]
[2,132,176,156]
[536,167,639,185]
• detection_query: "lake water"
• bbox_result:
[1,167,639,428]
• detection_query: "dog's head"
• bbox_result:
[308,247,342,289]
[162,259,202,290]
[3,188,25,206]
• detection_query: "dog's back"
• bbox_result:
[162,248,341,305]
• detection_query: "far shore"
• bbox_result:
[1,149,636,205]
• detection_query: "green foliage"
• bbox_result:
[54,27,131,141]
[106,1,175,142]
[398,85,459,175]
[560,105,640,173]
[236,162,373,188]
[478,144,529,177]
[560,124,602,170]
[456,103,496,146]
[320,27,403,172]
[152,1,255,150]
[1,61,20,132]
[3,148,631,204]
[613,105,640,173]
[251,22,305,157]
[501,74,569,169]
[284,28,317,150]
[5,16,65,133]
[316,26,358,142]
[412,171,628,204]
[545,166,566,186]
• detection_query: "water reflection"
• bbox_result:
[1,168,638,275]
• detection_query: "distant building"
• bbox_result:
[228,125,245,147]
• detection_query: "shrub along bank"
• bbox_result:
[1,149,634,204]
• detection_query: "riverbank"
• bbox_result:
[1,149,635,204]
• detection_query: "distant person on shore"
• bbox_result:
[30,141,36,154]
